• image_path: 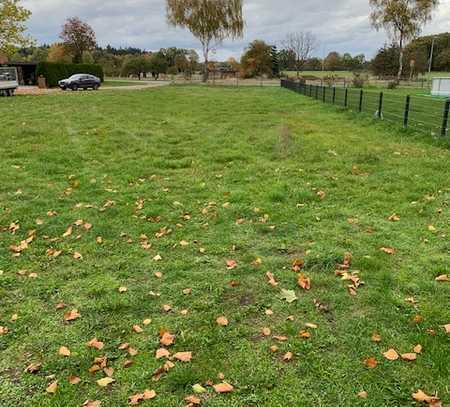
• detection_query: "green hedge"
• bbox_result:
[36,62,104,87]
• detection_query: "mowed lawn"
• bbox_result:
[0,86,449,407]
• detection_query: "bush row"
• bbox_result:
[36,62,104,87]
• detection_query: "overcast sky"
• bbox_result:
[23,0,450,60]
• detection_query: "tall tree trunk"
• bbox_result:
[397,35,404,83]
[202,42,209,83]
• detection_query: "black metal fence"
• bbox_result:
[281,79,450,137]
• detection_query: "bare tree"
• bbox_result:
[166,0,244,82]
[370,0,439,82]
[282,32,317,78]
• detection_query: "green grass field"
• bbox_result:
[102,80,144,87]
[0,86,449,407]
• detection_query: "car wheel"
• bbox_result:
[71,84,78,91]
[93,84,99,91]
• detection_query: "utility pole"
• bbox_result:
[428,37,435,74]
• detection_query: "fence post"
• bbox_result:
[359,89,364,112]
[442,98,450,137]
[403,95,411,128]
[323,87,326,103]
[344,88,348,108]
[378,92,384,119]
[332,87,336,104]
[315,85,318,99]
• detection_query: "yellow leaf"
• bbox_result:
[216,316,229,326]
[46,380,58,394]
[59,346,71,357]
[96,377,114,387]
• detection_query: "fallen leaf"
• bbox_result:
[96,377,114,387]
[266,272,278,287]
[185,395,201,405]
[103,367,114,377]
[435,274,449,282]
[283,352,293,361]
[298,273,311,290]
[69,375,81,385]
[0,326,9,335]
[46,380,58,394]
[292,258,304,272]
[160,332,175,346]
[412,389,441,406]
[63,226,73,237]
[64,309,80,322]
[401,353,417,361]
[226,260,237,270]
[174,351,192,362]
[192,383,207,394]
[25,363,42,373]
[414,344,423,354]
[443,324,450,334]
[154,272,163,279]
[382,349,399,361]
[118,286,128,293]
[128,347,138,356]
[59,346,71,357]
[364,357,378,369]
[143,319,152,326]
[213,382,234,393]
[298,330,311,339]
[73,251,83,260]
[388,214,400,222]
[371,333,382,343]
[133,325,143,333]
[280,289,297,303]
[380,247,395,255]
[262,327,271,337]
[87,338,104,350]
[153,254,162,261]
[83,401,101,407]
[155,348,170,359]
[162,304,172,312]
[358,391,368,399]
[216,316,229,327]
[270,345,279,353]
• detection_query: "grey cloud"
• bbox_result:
[23,0,450,60]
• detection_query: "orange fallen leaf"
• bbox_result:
[262,327,271,337]
[382,348,399,361]
[185,395,201,405]
[64,309,80,322]
[412,389,441,406]
[83,401,101,407]
[216,316,229,327]
[435,274,448,282]
[213,382,234,393]
[371,333,382,343]
[364,357,378,369]
[87,338,104,350]
[226,260,237,270]
[133,325,143,333]
[298,330,311,339]
[292,258,304,272]
[174,352,192,362]
[297,273,311,290]
[413,344,422,354]
[160,332,175,347]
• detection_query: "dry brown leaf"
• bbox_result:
[69,375,81,385]
[0,326,9,335]
[64,309,80,322]
[63,226,73,237]
[59,346,71,357]
[382,349,399,361]
[435,274,448,282]
[73,251,83,260]
[262,327,271,337]
[269,345,279,353]
[292,258,304,272]
[87,338,104,350]
[162,304,172,312]
[160,332,175,346]
[412,389,441,406]
[96,377,114,387]
[283,352,293,361]
[388,214,400,222]
[371,333,382,343]
[183,288,192,295]
[357,391,368,399]
[154,272,163,279]
[174,351,192,362]
[226,260,237,270]
[128,347,138,356]
[155,348,170,359]
[298,330,311,339]
[443,324,450,334]
[133,325,143,333]
[46,380,58,394]
[414,344,423,354]
[216,316,229,327]
[305,323,317,329]
[25,363,42,373]
[185,395,201,405]
[401,352,417,361]
[364,357,378,369]
[83,401,101,407]
[273,335,288,342]
[380,247,396,255]
[103,367,114,377]
[266,272,278,287]
[213,382,234,393]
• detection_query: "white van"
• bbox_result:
[0,67,19,96]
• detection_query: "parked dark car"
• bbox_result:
[59,74,101,91]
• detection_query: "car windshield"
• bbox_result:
[69,74,83,80]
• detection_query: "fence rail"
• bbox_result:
[281,79,450,137]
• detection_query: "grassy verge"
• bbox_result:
[0,86,449,407]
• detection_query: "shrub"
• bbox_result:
[36,62,104,87]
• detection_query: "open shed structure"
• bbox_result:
[431,77,450,97]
